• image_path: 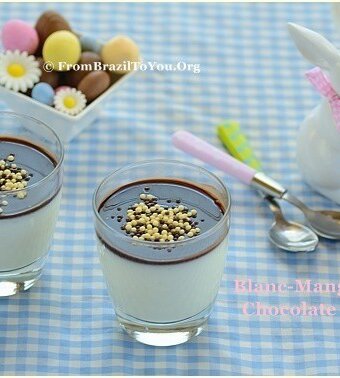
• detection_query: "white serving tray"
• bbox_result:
[0,70,134,143]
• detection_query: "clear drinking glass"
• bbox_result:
[93,160,231,346]
[0,112,64,296]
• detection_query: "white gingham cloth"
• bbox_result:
[0,3,340,375]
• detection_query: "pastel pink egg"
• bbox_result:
[55,86,71,93]
[1,19,39,54]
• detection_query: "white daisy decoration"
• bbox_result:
[0,50,41,92]
[54,88,87,116]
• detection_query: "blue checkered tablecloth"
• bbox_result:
[0,2,340,375]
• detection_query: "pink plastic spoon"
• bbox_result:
[172,130,340,240]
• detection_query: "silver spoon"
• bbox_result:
[264,195,318,252]
[281,192,340,239]
[172,131,340,240]
[215,127,319,252]
[254,173,340,239]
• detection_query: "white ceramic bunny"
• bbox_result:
[288,23,340,205]
[332,4,340,32]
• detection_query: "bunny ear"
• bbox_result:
[332,4,340,33]
[287,22,340,70]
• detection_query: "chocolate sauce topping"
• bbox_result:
[0,138,58,218]
[97,179,229,265]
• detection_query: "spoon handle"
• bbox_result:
[172,130,287,197]
[172,130,256,184]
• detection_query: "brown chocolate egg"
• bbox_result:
[37,57,60,88]
[110,72,124,86]
[35,11,72,52]
[66,51,101,87]
[77,71,111,102]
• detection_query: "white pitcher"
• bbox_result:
[288,23,340,204]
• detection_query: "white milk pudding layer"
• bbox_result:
[97,180,229,323]
[0,193,61,271]
[97,236,228,323]
[0,138,61,271]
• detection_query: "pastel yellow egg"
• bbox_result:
[101,36,140,74]
[42,30,81,71]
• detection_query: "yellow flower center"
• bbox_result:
[63,96,76,109]
[7,63,26,78]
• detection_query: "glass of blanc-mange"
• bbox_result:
[93,160,231,346]
[0,112,64,296]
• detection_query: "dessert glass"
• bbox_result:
[93,160,231,346]
[0,112,64,296]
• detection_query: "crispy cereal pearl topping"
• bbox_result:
[0,153,31,214]
[120,192,201,242]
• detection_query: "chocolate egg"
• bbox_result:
[101,36,140,74]
[31,82,54,106]
[55,86,71,93]
[66,51,101,87]
[35,11,72,51]
[80,35,102,54]
[77,71,111,102]
[2,19,39,54]
[37,57,60,88]
[43,31,81,71]
[110,72,124,86]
